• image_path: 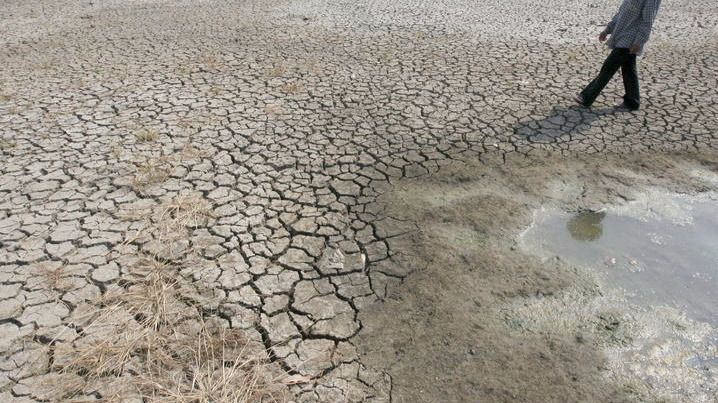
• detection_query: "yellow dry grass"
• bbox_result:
[267,65,286,78]
[0,138,16,150]
[280,82,303,94]
[131,158,172,192]
[37,263,74,293]
[46,191,287,402]
[135,128,160,142]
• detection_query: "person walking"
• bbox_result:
[574,0,662,111]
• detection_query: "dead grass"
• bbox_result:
[136,323,283,402]
[177,65,193,76]
[264,104,283,116]
[135,128,160,143]
[178,119,195,129]
[179,143,206,161]
[52,252,286,402]
[128,143,205,193]
[37,264,74,293]
[203,55,222,70]
[40,174,286,401]
[0,138,16,150]
[267,65,286,78]
[158,192,214,230]
[131,158,172,192]
[110,145,123,160]
[280,82,303,94]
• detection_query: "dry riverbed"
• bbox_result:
[2,0,718,401]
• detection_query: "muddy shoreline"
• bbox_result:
[357,151,718,403]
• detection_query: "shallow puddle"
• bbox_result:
[520,192,718,326]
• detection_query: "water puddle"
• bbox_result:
[520,191,718,326]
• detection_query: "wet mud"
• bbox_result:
[356,152,718,403]
[521,192,718,326]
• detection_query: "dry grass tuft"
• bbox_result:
[128,143,205,193]
[280,82,303,94]
[203,55,222,70]
[178,119,195,129]
[135,128,160,143]
[45,192,287,403]
[38,264,74,293]
[264,104,283,116]
[179,143,206,161]
[267,65,286,78]
[0,138,16,150]
[45,185,285,402]
[131,158,172,191]
[53,252,286,402]
[136,323,285,402]
[159,192,214,230]
[34,61,53,71]
[110,145,124,160]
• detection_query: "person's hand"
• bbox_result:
[599,32,608,42]
[629,44,641,54]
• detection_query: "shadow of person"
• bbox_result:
[514,105,618,144]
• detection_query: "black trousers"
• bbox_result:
[580,48,640,109]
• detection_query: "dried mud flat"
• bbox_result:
[1,0,718,402]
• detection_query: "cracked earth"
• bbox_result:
[1,0,717,402]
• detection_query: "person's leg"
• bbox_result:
[579,48,628,107]
[621,54,640,110]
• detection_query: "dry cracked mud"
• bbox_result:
[1,0,717,402]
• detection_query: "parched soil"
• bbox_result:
[1,0,717,401]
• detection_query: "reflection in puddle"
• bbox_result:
[567,211,606,241]
[521,193,718,326]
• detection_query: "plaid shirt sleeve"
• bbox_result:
[604,12,620,34]
[633,0,661,46]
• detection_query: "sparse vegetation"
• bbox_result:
[0,138,16,150]
[135,128,160,142]
[264,104,283,115]
[280,82,303,94]
[111,145,123,160]
[131,158,172,191]
[203,55,222,70]
[179,143,205,160]
[267,65,286,78]
[36,263,74,293]
[177,119,195,129]
[159,191,214,230]
[47,191,286,402]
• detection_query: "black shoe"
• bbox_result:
[573,94,589,107]
[615,102,639,112]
